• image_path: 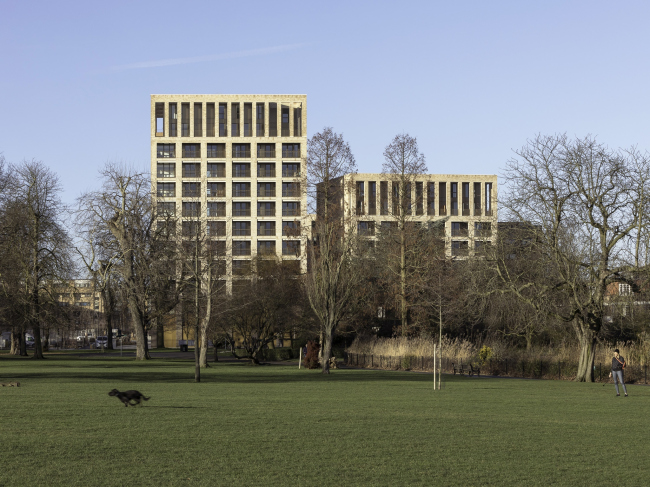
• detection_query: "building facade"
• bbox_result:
[333,173,498,257]
[151,94,308,347]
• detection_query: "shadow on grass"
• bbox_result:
[0,354,465,385]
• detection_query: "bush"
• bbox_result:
[478,345,493,365]
[402,355,416,371]
[303,341,320,369]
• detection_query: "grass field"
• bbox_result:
[0,354,647,486]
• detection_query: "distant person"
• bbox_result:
[609,349,628,397]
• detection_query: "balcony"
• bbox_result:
[233,190,251,197]
[233,150,251,158]
[207,169,225,178]
[258,229,276,236]
[282,209,300,217]
[281,129,291,137]
[282,150,300,158]
[258,208,276,217]
[451,229,469,237]
[258,189,276,197]
[207,189,226,197]
[233,170,251,178]
[233,209,251,217]
[258,150,276,158]
[182,150,200,158]
[258,169,276,178]
[206,149,226,158]
[283,190,300,198]
[157,149,176,158]
[282,169,300,177]
[157,190,175,197]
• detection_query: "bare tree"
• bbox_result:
[378,133,428,335]
[304,127,362,373]
[501,134,650,381]
[77,163,180,360]
[0,160,72,359]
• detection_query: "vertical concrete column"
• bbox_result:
[288,101,294,138]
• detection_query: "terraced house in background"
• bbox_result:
[332,173,498,256]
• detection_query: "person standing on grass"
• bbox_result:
[609,349,628,397]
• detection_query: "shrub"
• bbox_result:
[303,341,320,369]
[401,355,415,371]
[262,348,296,361]
[478,346,493,365]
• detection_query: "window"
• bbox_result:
[258,241,276,256]
[209,241,227,257]
[207,163,225,178]
[283,240,300,256]
[282,182,300,197]
[206,182,225,197]
[182,221,200,237]
[207,202,225,217]
[231,102,240,137]
[258,182,275,197]
[369,182,377,215]
[257,163,275,177]
[450,183,458,216]
[462,182,470,216]
[475,240,491,254]
[269,103,277,136]
[157,220,176,236]
[256,103,265,137]
[207,221,226,237]
[416,182,423,215]
[282,220,300,237]
[157,163,175,178]
[157,143,176,158]
[293,106,302,136]
[169,103,177,137]
[451,240,469,257]
[439,182,447,215]
[233,202,251,216]
[427,182,435,215]
[358,221,375,236]
[182,202,200,217]
[155,103,164,136]
[356,182,365,215]
[207,143,226,158]
[258,202,275,217]
[182,163,200,178]
[232,260,251,276]
[380,181,388,215]
[182,143,200,158]
[181,103,190,137]
[194,103,202,137]
[233,222,251,236]
[619,283,632,296]
[243,103,252,137]
[157,183,175,197]
[182,182,200,197]
[282,163,299,177]
[233,144,251,158]
[282,143,300,158]
[257,143,275,158]
[451,222,468,237]
[485,182,493,216]
[233,182,250,197]
[233,241,251,256]
[473,182,482,216]
[474,222,492,238]
[219,103,227,137]
[282,202,299,216]
[206,103,215,137]
[157,202,175,217]
[281,105,290,136]
[258,221,276,236]
[233,163,250,177]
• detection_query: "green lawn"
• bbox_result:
[0,355,646,486]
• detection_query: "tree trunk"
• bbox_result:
[321,323,334,374]
[199,291,211,368]
[574,321,596,382]
[129,298,149,360]
[11,328,22,356]
[105,302,114,350]
[400,224,407,336]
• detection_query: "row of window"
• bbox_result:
[156,143,301,159]
[157,163,300,179]
[159,201,300,218]
[355,181,494,217]
[173,218,300,237]
[451,240,491,256]
[157,182,301,200]
[154,101,302,138]
[176,228,301,256]
[356,221,492,237]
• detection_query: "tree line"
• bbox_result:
[2,131,650,382]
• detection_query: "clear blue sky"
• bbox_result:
[2,0,649,205]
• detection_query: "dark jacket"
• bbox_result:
[612,356,626,371]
